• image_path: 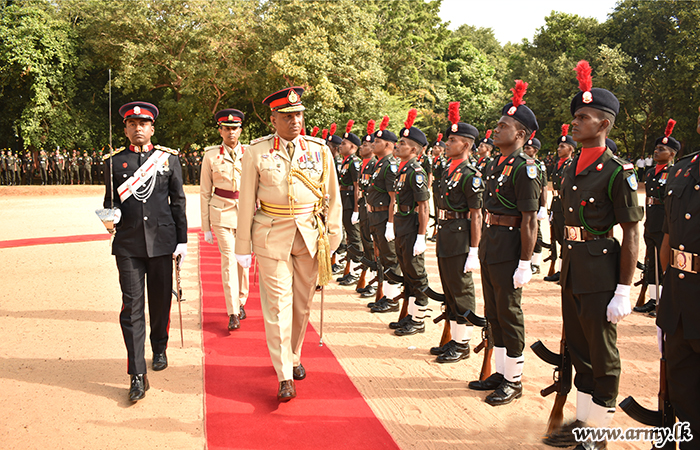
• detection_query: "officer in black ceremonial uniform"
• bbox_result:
[544,61,643,450]
[357,121,378,296]
[634,119,678,314]
[476,129,494,173]
[387,109,431,336]
[367,116,403,312]
[544,125,577,282]
[467,80,540,407]
[428,136,447,241]
[523,135,549,274]
[657,106,700,449]
[104,101,188,402]
[336,121,363,285]
[431,102,484,363]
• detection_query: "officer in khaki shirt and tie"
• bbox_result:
[200,109,250,332]
[234,87,342,402]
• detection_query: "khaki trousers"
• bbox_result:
[256,229,318,381]
[238,263,249,305]
[212,224,241,316]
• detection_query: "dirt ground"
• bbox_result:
[0,185,656,449]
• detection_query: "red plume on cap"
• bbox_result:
[404,109,417,129]
[511,80,528,107]
[485,129,492,139]
[448,102,460,125]
[322,129,328,140]
[330,123,337,135]
[529,131,536,141]
[367,119,375,135]
[345,120,354,135]
[311,126,319,137]
[561,124,569,136]
[379,115,390,131]
[665,118,676,137]
[575,60,593,93]
[436,132,443,143]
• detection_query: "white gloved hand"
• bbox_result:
[113,208,122,224]
[204,231,214,244]
[513,260,533,289]
[607,284,632,323]
[173,243,188,268]
[657,326,664,355]
[235,253,252,269]
[537,206,547,220]
[413,234,426,256]
[385,222,395,242]
[351,211,360,225]
[464,247,480,272]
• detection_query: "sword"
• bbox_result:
[174,254,184,348]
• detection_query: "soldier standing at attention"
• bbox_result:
[336,120,363,285]
[234,87,342,402]
[70,150,79,185]
[543,61,642,449]
[387,109,431,336]
[476,129,494,173]
[104,101,188,402]
[656,106,700,450]
[428,135,447,242]
[634,119,677,315]
[83,151,93,185]
[356,121,378,297]
[200,109,248,331]
[467,80,540,406]
[544,125,577,282]
[38,150,48,185]
[23,151,34,185]
[522,134,549,274]
[0,150,7,185]
[431,102,484,363]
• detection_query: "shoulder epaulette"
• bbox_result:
[249,134,275,146]
[303,135,326,146]
[204,145,219,152]
[102,147,125,160]
[611,156,635,171]
[676,150,699,163]
[154,145,179,155]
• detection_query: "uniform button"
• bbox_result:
[568,207,574,212]
[458,227,462,230]
[568,244,572,249]
[668,190,673,195]
[489,192,493,196]
[123,174,127,178]
[509,227,513,231]
[144,216,148,220]
[603,249,608,254]
[486,224,491,228]
[572,186,578,190]
[686,213,691,220]
[680,244,685,251]
[143,199,147,203]
[679,273,685,279]
[589,197,595,203]
[695,185,699,190]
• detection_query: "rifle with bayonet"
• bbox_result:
[531,327,572,436]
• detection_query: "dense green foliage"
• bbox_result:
[1,0,699,156]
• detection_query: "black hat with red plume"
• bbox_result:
[364,120,376,143]
[654,119,680,152]
[570,60,619,117]
[501,80,538,133]
[559,124,577,148]
[445,102,479,141]
[375,115,397,143]
[526,131,541,150]
[327,122,342,145]
[399,109,428,147]
[432,132,446,148]
[481,129,494,147]
[343,120,361,147]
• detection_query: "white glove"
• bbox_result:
[657,326,664,355]
[351,211,360,224]
[235,253,252,269]
[606,284,632,323]
[113,208,122,224]
[204,231,214,244]
[537,206,547,220]
[385,222,395,242]
[173,243,188,268]
[413,234,426,256]
[513,260,532,289]
[464,247,480,272]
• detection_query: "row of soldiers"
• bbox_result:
[0,149,102,185]
[323,61,697,449]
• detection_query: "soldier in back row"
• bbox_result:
[476,129,494,173]
[336,120,363,285]
[356,121,379,297]
[522,134,549,274]
[428,135,447,242]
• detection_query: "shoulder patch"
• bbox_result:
[154,144,178,155]
[390,164,398,173]
[415,173,425,184]
[627,173,638,191]
[472,176,481,189]
[249,134,275,146]
[353,161,361,170]
[102,147,126,160]
[527,165,538,179]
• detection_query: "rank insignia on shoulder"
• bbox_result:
[623,163,634,171]
[527,165,538,179]
[526,159,535,165]
[472,177,481,189]
[627,174,638,190]
[390,164,398,173]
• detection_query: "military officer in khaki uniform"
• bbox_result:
[200,109,249,331]
[234,87,342,402]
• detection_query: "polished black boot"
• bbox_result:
[485,380,522,406]
[436,342,470,363]
[468,372,504,391]
[129,374,150,402]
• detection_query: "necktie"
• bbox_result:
[287,141,295,159]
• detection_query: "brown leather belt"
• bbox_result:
[646,197,663,206]
[671,248,699,274]
[339,186,353,191]
[485,212,521,228]
[399,205,413,213]
[367,205,389,213]
[438,209,469,220]
[552,190,560,197]
[564,225,614,242]
[214,188,239,199]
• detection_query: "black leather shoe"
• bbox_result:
[430,339,456,355]
[360,286,376,298]
[239,305,246,320]
[389,314,412,330]
[468,372,504,391]
[544,271,561,282]
[277,380,296,402]
[436,342,470,363]
[228,314,240,331]
[336,273,351,283]
[633,299,656,313]
[293,364,306,380]
[338,274,359,286]
[371,299,399,313]
[485,380,522,406]
[367,296,387,309]
[152,352,168,371]
[332,264,343,274]
[394,319,425,336]
[542,419,586,447]
[129,374,149,402]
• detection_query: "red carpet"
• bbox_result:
[199,232,400,450]
[0,228,202,249]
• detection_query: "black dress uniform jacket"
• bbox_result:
[644,164,672,235]
[395,158,430,237]
[366,155,398,227]
[338,153,361,210]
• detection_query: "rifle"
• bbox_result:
[531,328,572,436]
[545,232,558,277]
[173,254,185,348]
[473,319,493,381]
[634,260,648,308]
[432,309,452,347]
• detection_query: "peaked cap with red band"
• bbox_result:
[501,80,538,132]
[119,101,159,122]
[215,109,244,127]
[570,61,619,117]
[263,86,305,113]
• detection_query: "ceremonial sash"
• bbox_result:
[117,150,170,203]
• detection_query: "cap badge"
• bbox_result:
[366,136,371,141]
[451,124,458,132]
[287,89,299,104]
[344,133,349,138]
[377,130,383,137]
[561,137,566,142]
[403,129,409,137]
[662,137,668,144]
[582,91,593,104]
[133,106,141,114]
[507,106,517,115]
[228,114,234,121]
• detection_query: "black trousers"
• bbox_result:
[395,231,428,305]
[369,217,400,278]
[644,230,664,287]
[666,319,700,450]
[358,199,374,261]
[116,255,173,375]
[438,253,476,324]
[481,259,524,357]
[342,208,362,262]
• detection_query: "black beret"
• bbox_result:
[363,133,375,143]
[432,140,446,149]
[215,109,244,127]
[570,87,620,117]
[605,138,618,153]
[445,122,479,141]
[399,126,428,147]
[481,137,494,147]
[525,137,541,150]
[655,135,680,152]
[559,135,577,147]
[501,103,538,133]
[119,101,159,122]
[327,135,343,145]
[343,132,361,148]
[375,129,398,143]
